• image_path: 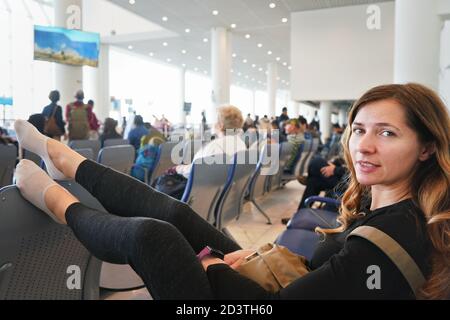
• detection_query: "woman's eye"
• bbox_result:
[352,128,363,135]
[381,130,395,137]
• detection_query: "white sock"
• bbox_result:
[14,119,68,180]
[15,159,62,224]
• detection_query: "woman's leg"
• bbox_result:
[65,203,214,300]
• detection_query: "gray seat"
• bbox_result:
[282,138,312,182]
[0,144,16,188]
[74,148,94,160]
[302,137,320,176]
[97,145,135,175]
[268,142,293,191]
[181,154,234,224]
[150,141,183,184]
[0,185,101,300]
[215,150,257,233]
[23,149,42,167]
[241,130,258,149]
[58,181,145,293]
[103,139,129,148]
[69,140,101,162]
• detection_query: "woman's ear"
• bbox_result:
[418,142,436,162]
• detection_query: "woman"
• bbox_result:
[12,83,450,299]
[99,118,122,146]
[42,90,65,141]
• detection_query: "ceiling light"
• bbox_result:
[129,0,136,4]
[252,64,256,68]
[203,38,209,43]
[242,59,247,63]
[282,18,288,23]
[162,16,168,22]
[212,10,219,15]
[267,51,273,55]
[245,34,251,39]
[286,82,290,85]
[185,28,190,33]
[277,77,281,81]
[182,63,186,67]
[232,53,237,58]
[237,72,242,76]
[128,45,133,50]
[257,43,263,48]
[163,42,168,46]
[245,75,249,79]
[231,69,234,73]
[276,57,281,61]
[288,66,292,70]
[181,49,187,54]
[197,56,202,60]
[283,62,288,66]
[194,67,199,71]
[149,52,154,56]
[167,58,171,63]
[269,3,276,9]
[230,24,237,29]
[204,71,208,75]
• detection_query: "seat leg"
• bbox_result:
[251,200,272,225]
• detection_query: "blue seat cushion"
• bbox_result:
[275,229,321,261]
[287,208,339,230]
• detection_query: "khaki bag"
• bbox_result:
[68,103,89,140]
[237,226,425,296]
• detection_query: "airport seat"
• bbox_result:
[241,130,258,149]
[301,137,321,176]
[23,149,43,167]
[74,148,94,161]
[0,144,16,188]
[286,196,340,231]
[275,228,321,261]
[181,139,203,165]
[149,141,183,185]
[0,185,101,300]
[214,150,257,233]
[97,145,135,175]
[69,140,101,162]
[103,139,129,148]
[268,141,293,191]
[58,181,145,293]
[181,154,235,224]
[282,138,311,182]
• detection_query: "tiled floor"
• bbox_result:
[103,180,305,300]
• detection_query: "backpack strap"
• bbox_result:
[348,226,426,297]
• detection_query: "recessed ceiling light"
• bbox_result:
[258,67,263,72]
[257,43,263,48]
[212,10,219,15]
[283,62,288,66]
[282,18,288,23]
[252,64,256,68]
[182,63,186,67]
[203,38,209,43]
[162,16,168,22]
[267,51,273,55]
[204,71,208,74]
[277,77,281,81]
[194,67,199,71]
[245,34,251,39]
[185,28,190,33]
[163,42,168,46]
[181,49,187,54]
[242,59,247,63]
[232,53,237,58]
[197,56,202,60]
[128,45,133,50]
[288,66,292,70]
[230,24,237,29]
[269,3,276,9]
[231,69,234,73]
[276,57,281,61]
[286,82,290,85]
[237,72,242,76]
[245,75,249,79]
[129,0,136,4]
[167,58,171,62]
[149,52,154,56]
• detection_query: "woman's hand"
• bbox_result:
[224,249,255,270]
[320,164,336,178]
[200,256,227,271]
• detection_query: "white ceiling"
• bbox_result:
[103,0,393,92]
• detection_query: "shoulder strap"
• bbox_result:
[348,225,426,297]
[51,105,58,117]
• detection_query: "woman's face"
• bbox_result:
[349,99,430,189]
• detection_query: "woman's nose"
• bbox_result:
[356,133,376,154]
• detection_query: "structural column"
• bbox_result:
[267,62,277,117]
[54,0,83,109]
[83,44,110,123]
[394,0,443,90]
[293,101,300,118]
[180,67,187,126]
[338,107,347,128]
[319,101,332,143]
[211,27,231,125]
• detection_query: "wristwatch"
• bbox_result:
[197,246,225,261]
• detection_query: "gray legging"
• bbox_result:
[65,160,241,300]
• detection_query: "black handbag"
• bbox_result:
[152,173,187,200]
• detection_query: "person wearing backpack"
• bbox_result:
[42,90,65,141]
[66,90,91,141]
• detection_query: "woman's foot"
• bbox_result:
[14,119,86,180]
[15,160,79,224]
